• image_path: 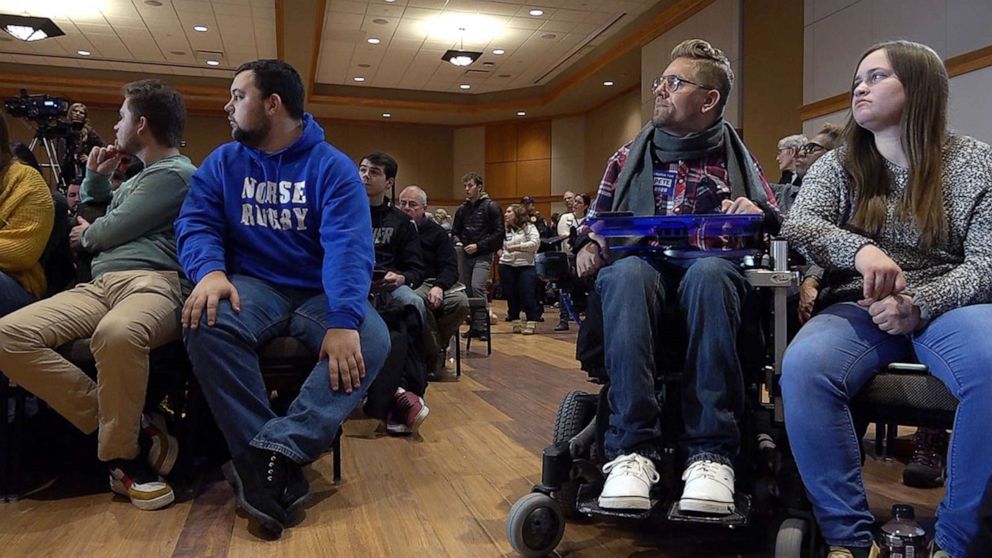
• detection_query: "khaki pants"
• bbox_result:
[415,282,470,362]
[0,271,182,461]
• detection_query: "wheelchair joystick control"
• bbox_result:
[877,504,926,558]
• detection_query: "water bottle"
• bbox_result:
[877,504,926,558]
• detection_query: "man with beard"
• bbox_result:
[175,59,388,537]
[575,39,779,516]
[0,80,193,510]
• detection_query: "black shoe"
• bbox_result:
[281,460,310,515]
[476,331,489,341]
[461,329,478,339]
[222,447,291,536]
[554,321,569,332]
[902,427,947,488]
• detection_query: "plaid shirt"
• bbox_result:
[584,140,777,250]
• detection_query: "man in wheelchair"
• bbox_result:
[573,39,780,516]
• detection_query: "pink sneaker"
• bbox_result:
[386,391,429,435]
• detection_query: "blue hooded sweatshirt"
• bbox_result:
[175,114,372,329]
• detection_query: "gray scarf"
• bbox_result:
[611,120,769,216]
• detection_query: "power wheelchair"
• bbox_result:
[506,213,817,557]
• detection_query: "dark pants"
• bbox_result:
[595,256,750,464]
[499,264,540,322]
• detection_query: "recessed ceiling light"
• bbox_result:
[206,60,220,66]
[372,18,388,24]
[385,0,395,3]
[529,9,544,16]
[459,84,471,89]
[498,74,511,78]
[170,50,186,55]
[353,76,366,82]
[367,37,380,44]
[492,48,505,55]
[144,0,162,6]
[482,61,495,67]
[193,25,208,32]
[358,63,371,68]
[603,80,614,86]
[540,33,556,40]
[517,111,526,116]
[383,112,391,118]
[77,49,90,56]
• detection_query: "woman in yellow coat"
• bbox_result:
[0,117,54,316]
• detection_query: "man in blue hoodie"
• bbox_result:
[175,59,389,537]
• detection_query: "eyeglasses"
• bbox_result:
[651,74,712,94]
[799,142,827,155]
[397,200,422,209]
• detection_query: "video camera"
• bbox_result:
[3,89,79,138]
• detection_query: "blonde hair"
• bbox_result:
[670,39,734,111]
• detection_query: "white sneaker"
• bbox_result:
[678,460,735,515]
[597,453,660,510]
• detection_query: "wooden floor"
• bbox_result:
[0,301,942,557]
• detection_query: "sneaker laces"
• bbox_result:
[602,454,660,484]
[682,460,733,488]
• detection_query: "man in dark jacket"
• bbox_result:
[399,185,469,379]
[361,152,430,436]
[451,172,503,339]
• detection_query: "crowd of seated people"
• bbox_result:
[0,35,989,557]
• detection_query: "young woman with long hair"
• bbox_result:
[498,203,541,335]
[781,41,992,558]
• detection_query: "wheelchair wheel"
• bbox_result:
[506,492,566,557]
[774,517,810,558]
[552,390,596,517]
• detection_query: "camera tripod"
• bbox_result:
[27,122,67,190]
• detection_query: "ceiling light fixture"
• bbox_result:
[77,50,91,56]
[441,27,481,67]
[459,84,471,90]
[382,112,392,117]
[0,14,65,42]
[603,80,614,86]
[492,48,505,55]
[529,9,544,16]
[353,76,366,82]
[206,60,220,66]
[367,37,380,44]
[193,25,208,32]
[517,111,526,116]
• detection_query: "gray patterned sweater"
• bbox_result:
[781,135,992,323]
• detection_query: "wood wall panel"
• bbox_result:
[517,121,552,161]
[484,162,517,200]
[485,124,518,163]
[516,159,551,199]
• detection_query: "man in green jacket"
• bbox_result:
[0,80,194,511]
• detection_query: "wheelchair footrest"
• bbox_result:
[666,493,751,527]
[575,483,656,520]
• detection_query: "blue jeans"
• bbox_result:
[0,271,36,318]
[782,302,992,557]
[184,274,389,464]
[499,264,540,321]
[595,256,749,463]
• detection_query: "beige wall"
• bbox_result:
[583,88,644,199]
[742,0,804,179]
[803,0,992,142]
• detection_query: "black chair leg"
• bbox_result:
[485,312,492,355]
[332,430,342,483]
[1,375,9,502]
[454,333,461,378]
[874,422,886,457]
